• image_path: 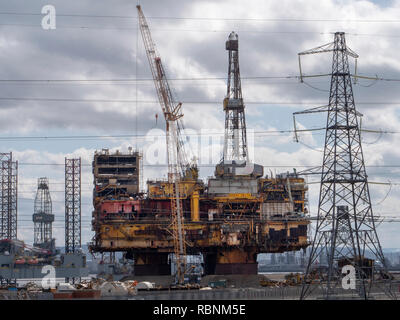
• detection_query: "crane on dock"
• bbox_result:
[137,5,196,284]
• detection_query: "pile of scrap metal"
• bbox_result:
[0,282,52,300]
[17,282,51,300]
[75,278,102,290]
[52,278,138,299]
[95,280,137,297]
[284,273,303,286]
[259,277,281,287]
[300,266,333,284]
[22,282,42,292]
[260,273,304,287]
[170,283,201,290]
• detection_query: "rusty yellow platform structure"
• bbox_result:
[90,150,310,275]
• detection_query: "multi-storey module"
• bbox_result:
[89,30,310,276]
[92,148,141,202]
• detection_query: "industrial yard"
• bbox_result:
[1,272,400,300]
[0,0,400,307]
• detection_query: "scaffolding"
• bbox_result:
[65,158,81,254]
[0,152,17,241]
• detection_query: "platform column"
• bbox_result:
[133,253,171,276]
[190,190,200,222]
[214,249,257,274]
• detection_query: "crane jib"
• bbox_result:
[137,4,188,285]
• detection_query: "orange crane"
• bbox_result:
[137,5,193,284]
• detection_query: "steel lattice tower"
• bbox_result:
[0,152,17,240]
[298,32,394,299]
[33,177,54,248]
[222,32,248,164]
[65,158,81,253]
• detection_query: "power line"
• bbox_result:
[18,197,92,205]
[0,126,396,142]
[1,11,400,23]
[13,162,400,169]
[11,161,400,169]
[2,96,400,106]
[1,73,400,82]
[3,22,400,43]
[0,73,399,84]
[0,75,302,82]
[353,74,400,82]
[0,128,324,141]
[18,182,92,185]
[0,23,332,34]
[0,23,139,30]
[3,22,400,40]
[0,12,139,18]
[18,177,400,192]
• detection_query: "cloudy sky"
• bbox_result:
[1,0,400,249]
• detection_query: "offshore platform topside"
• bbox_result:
[89,20,310,276]
[90,150,309,275]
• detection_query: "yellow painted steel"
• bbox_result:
[96,219,310,252]
[214,193,259,203]
[94,176,310,255]
[219,193,254,199]
[191,190,200,222]
[147,180,199,199]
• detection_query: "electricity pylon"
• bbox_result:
[295,32,394,300]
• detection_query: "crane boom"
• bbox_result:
[137,5,190,178]
[137,5,187,284]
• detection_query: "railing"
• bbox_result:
[95,211,310,224]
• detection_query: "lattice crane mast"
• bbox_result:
[137,5,191,284]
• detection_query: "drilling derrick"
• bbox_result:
[137,5,191,284]
[223,32,248,164]
[205,32,266,274]
[297,32,394,299]
[215,32,263,178]
[33,177,55,252]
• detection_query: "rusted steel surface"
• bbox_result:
[214,263,258,275]
[134,264,171,276]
